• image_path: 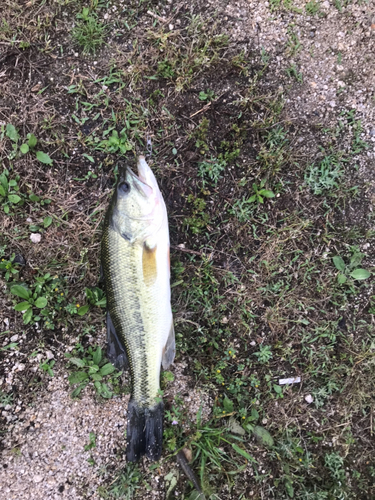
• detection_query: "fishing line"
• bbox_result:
[142,76,153,159]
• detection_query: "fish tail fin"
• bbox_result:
[126,399,164,462]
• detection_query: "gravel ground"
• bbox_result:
[1,373,128,500]
[1,0,374,498]
[0,331,211,500]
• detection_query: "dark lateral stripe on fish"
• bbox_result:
[142,242,157,286]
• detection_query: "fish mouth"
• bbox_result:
[136,155,148,184]
[126,165,153,198]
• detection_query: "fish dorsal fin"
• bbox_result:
[142,241,157,286]
[162,320,175,370]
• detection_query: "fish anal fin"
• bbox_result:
[162,321,175,370]
[106,311,128,371]
[142,241,157,286]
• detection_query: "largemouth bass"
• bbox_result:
[101,156,175,462]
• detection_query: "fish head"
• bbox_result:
[110,156,166,242]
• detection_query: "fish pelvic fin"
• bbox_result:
[106,311,128,371]
[126,399,164,462]
[162,320,175,370]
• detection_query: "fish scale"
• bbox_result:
[102,228,152,406]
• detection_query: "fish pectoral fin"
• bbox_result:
[162,321,175,370]
[106,311,128,371]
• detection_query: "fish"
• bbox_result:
[101,155,175,462]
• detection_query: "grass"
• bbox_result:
[286,64,303,82]
[72,7,107,54]
[97,463,142,499]
[0,0,374,498]
[305,0,321,15]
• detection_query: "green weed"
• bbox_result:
[193,118,210,153]
[229,197,254,222]
[9,273,73,330]
[341,109,368,154]
[65,345,122,399]
[286,64,303,82]
[228,179,274,222]
[84,431,96,451]
[198,157,226,186]
[255,126,290,176]
[84,286,107,308]
[253,345,273,364]
[3,124,53,165]
[0,340,18,353]
[66,287,106,317]
[325,452,345,483]
[184,195,210,235]
[191,422,254,492]
[0,390,13,407]
[0,250,20,281]
[0,169,22,213]
[261,46,270,64]
[248,180,275,205]
[304,154,343,194]
[199,89,216,101]
[96,129,133,155]
[332,247,371,284]
[39,359,55,377]
[286,27,302,56]
[129,15,229,91]
[10,284,48,325]
[82,98,147,156]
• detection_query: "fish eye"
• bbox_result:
[119,181,130,194]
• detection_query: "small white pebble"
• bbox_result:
[30,233,42,244]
